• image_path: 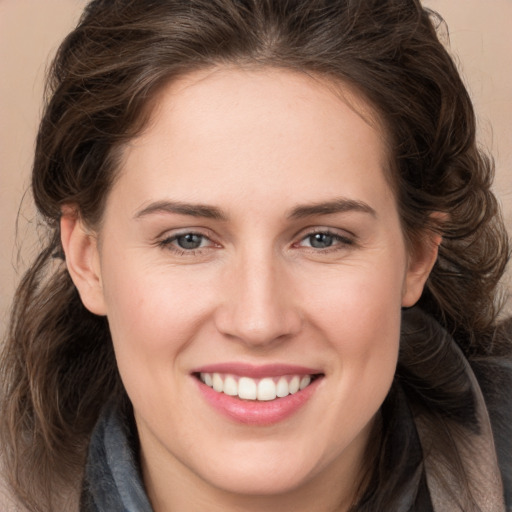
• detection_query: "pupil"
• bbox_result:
[177,234,203,250]
[310,233,333,249]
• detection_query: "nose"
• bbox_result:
[214,248,302,348]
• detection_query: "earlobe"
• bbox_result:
[401,231,442,308]
[60,207,107,315]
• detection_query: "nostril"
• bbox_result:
[214,307,303,347]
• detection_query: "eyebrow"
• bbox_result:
[134,200,228,221]
[287,198,377,219]
[134,197,376,221]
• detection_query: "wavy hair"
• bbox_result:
[1,0,509,510]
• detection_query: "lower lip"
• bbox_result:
[195,377,322,426]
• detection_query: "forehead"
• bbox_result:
[143,66,389,150]
[113,66,394,216]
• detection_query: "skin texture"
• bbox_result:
[61,67,440,512]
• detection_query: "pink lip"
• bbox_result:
[192,363,324,426]
[192,362,322,378]
[196,379,321,426]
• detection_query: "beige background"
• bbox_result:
[1,1,511,337]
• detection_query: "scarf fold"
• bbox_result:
[400,308,506,512]
[80,403,152,512]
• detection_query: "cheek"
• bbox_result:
[305,250,405,398]
[326,288,401,386]
[308,253,405,345]
[311,263,403,425]
[98,255,207,396]
[101,251,201,339]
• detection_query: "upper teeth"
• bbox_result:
[200,373,312,401]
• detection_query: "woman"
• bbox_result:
[1,0,510,511]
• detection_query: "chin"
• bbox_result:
[204,461,316,497]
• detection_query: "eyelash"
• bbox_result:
[295,229,355,253]
[157,232,216,255]
[157,229,355,256]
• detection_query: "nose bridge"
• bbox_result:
[216,244,300,346]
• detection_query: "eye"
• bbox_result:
[159,232,215,252]
[307,232,336,249]
[296,230,354,251]
[174,233,207,250]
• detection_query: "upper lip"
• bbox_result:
[191,362,323,378]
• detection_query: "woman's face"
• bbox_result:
[65,67,436,506]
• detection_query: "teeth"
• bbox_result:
[238,377,257,399]
[300,376,311,390]
[203,373,213,387]
[199,372,314,401]
[289,376,300,394]
[257,378,276,401]
[212,373,223,392]
[223,375,238,396]
[276,376,289,398]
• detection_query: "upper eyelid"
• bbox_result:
[157,227,216,241]
[294,226,356,241]
[156,230,218,251]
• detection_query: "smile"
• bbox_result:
[198,372,316,401]
[192,363,324,425]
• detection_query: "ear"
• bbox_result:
[60,206,107,315]
[401,228,442,308]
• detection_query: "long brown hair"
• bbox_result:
[1,1,509,510]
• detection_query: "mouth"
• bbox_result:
[195,372,322,402]
[191,364,324,425]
